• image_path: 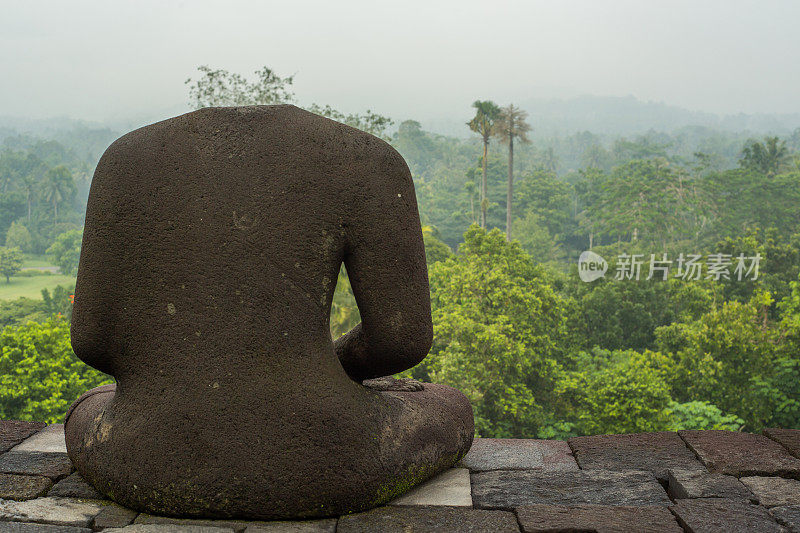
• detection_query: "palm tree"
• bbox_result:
[493,104,531,240]
[41,166,74,227]
[21,174,38,222]
[467,100,501,228]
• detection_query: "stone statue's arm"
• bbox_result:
[334,146,433,382]
[69,150,120,378]
[70,296,116,378]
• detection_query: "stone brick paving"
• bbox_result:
[2,422,800,531]
[516,503,683,532]
[471,470,671,509]
[679,430,800,478]
[741,476,800,507]
[666,469,754,501]
[458,438,578,472]
[569,431,705,481]
[388,468,472,507]
[0,423,46,455]
[766,428,800,459]
[670,498,784,532]
[772,505,800,531]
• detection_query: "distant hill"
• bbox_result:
[0,116,120,166]
[422,95,800,139]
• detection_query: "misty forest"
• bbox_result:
[2,66,800,439]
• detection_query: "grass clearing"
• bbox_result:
[22,254,55,269]
[0,274,76,300]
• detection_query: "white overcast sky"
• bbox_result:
[2,0,799,124]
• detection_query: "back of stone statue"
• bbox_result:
[71,105,427,389]
[65,106,473,520]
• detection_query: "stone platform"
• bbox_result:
[2,421,800,532]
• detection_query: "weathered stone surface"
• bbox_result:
[134,514,250,532]
[0,497,104,527]
[765,428,800,459]
[667,469,754,500]
[64,106,475,519]
[670,497,782,533]
[12,426,66,454]
[459,438,578,472]
[337,505,519,532]
[680,430,800,478]
[0,421,47,453]
[47,473,103,500]
[113,526,234,533]
[0,474,53,500]
[389,468,471,507]
[243,519,337,532]
[517,503,683,532]
[471,469,669,510]
[0,453,73,480]
[770,505,800,532]
[91,502,138,529]
[741,476,800,507]
[569,431,704,481]
[85,508,335,533]
[0,522,91,532]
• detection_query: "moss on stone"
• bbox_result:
[371,451,462,506]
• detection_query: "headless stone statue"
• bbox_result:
[64,105,474,519]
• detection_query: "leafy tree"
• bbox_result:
[713,229,800,308]
[0,193,26,242]
[557,349,674,435]
[704,168,800,240]
[185,65,393,139]
[306,104,393,140]
[393,120,438,172]
[493,104,531,240]
[463,178,479,226]
[779,272,800,346]
[514,170,574,240]
[467,101,501,229]
[566,275,716,352]
[656,291,781,430]
[750,358,800,429]
[41,285,75,322]
[422,225,452,265]
[667,401,744,431]
[0,150,45,220]
[416,226,569,437]
[511,212,563,264]
[536,146,559,173]
[330,266,359,339]
[41,166,75,227]
[46,229,82,275]
[768,276,800,428]
[20,169,42,222]
[587,159,708,249]
[186,65,295,108]
[5,221,33,252]
[0,246,23,283]
[611,137,670,163]
[0,297,47,328]
[0,318,111,422]
[573,167,607,249]
[740,136,791,176]
[581,143,611,171]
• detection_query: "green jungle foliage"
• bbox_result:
[2,67,800,434]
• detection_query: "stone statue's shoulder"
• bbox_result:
[95,105,408,185]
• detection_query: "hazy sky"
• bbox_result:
[2,0,799,124]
